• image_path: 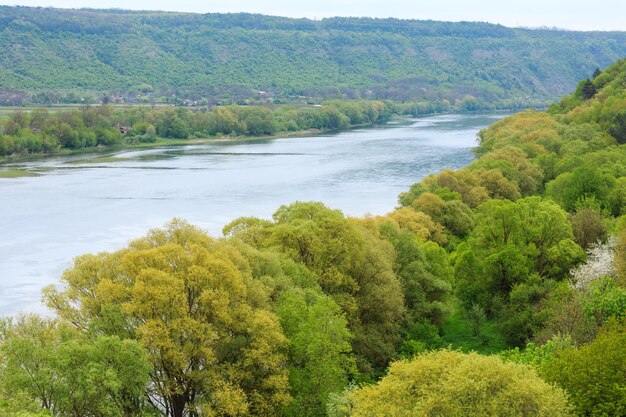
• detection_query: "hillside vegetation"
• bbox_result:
[1,6,626,106]
[2,56,626,417]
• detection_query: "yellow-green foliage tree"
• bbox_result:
[470,146,544,196]
[386,208,448,245]
[338,350,572,417]
[336,350,571,417]
[476,109,560,156]
[420,169,490,208]
[43,220,290,417]
[229,243,356,417]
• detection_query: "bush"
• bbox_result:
[341,350,572,417]
[542,322,626,416]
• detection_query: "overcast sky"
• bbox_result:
[1,0,625,31]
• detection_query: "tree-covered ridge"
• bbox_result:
[395,59,626,344]
[3,61,626,415]
[1,6,626,105]
[387,59,626,414]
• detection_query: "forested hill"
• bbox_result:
[1,6,626,106]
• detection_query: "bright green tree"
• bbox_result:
[541,322,626,416]
[454,197,584,345]
[0,315,152,417]
[225,202,405,376]
[277,290,353,417]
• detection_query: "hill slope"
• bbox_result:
[1,6,626,105]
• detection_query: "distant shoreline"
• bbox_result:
[0,109,519,172]
[0,124,365,170]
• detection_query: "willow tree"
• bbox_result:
[336,350,572,417]
[43,220,290,417]
[454,197,585,345]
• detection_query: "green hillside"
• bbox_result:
[1,6,626,105]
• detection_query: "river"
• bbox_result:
[0,113,505,315]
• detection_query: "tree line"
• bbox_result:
[0,98,520,158]
[0,100,394,157]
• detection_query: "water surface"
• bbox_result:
[0,113,504,315]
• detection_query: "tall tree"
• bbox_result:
[43,220,290,417]
[580,79,597,100]
[592,67,602,79]
[225,202,406,376]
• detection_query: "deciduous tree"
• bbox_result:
[43,220,290,417]
[337,350,572,417]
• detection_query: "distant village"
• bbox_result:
[0,87,334,108]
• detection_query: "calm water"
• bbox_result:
[0,113,504,315]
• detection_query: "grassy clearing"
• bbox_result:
[0,169,39,178]
[441,301,507,355]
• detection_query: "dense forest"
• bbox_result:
[1,6,626,107]
[2,51,626,415]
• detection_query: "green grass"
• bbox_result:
[0,169,39,178]
[441,301,508,355]
[65,156,128,164]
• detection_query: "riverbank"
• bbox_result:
[0,114,404,170]
[0,127,334,168]
[0,99,524,169]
